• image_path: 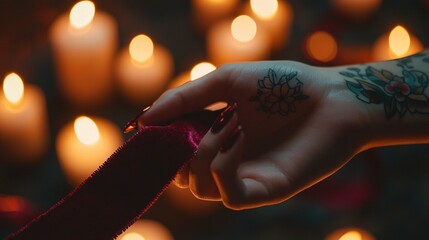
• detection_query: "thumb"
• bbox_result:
[140,67,230,125]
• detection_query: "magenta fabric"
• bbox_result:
[7,110,219,240]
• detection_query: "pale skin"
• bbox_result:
[139,50,429,210]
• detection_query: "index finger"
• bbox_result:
[139,67,230,126]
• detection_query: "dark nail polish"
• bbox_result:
[211,102,237,134]
[220,125,242,153]
[122,105,151,133]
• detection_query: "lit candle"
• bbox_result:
[118,219,173,240]
[242,0,293,50]
[49,1,117,108]
[372,25,424,61]
[56,116,122,185]
[116,34,173,105]
[0,73,48,164]
[331,0,382,21]
[169,62,227,110]
[305,31,338,63]
[325,228,375,240]
[192,0,240,30]
[207,15,270,65]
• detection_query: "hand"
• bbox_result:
[140,61,369,210]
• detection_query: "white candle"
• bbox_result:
[118,219,173,240]
[207,15,270,65]
[242,0,293,50]
[116,34,173,105]
[372,25,423,61]
[192,0,240,30]
[56,116,122,185]
[331,0,382,21]
[325,227,375,240]
[49,1,117,108]
[0,73,48,164]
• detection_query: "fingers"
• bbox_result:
[210,126,246,209]
[173,162,190,188]
[139,67,230,126]
[189,104,239,200]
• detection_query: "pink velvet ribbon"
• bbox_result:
[7,110,218,239]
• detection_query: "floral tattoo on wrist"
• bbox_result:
[343,54,429,118]
[250,68,309,116]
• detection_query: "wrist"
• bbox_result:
[327,56,429,149]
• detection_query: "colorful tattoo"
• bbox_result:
[250,68,309,116]
[343,54,429,118]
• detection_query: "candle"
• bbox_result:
[325,228,375,240]
[207,15,270,65]
[116,34,173,105]
[192,0,240,30]
[56,116,122,185]
[242,0,293,50]
[331,0,382,21]
[372,25,424,61]
[118,219,173,240]
[49,1,117,108]
[305,31,338,63]
[0,73,48,164]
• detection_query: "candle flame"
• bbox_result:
[129,34,154,64]
[120,232,145,240]
[338,230,362,240]
[250,0,278,19]
[74,116,100,145]
[306,31,337,62]
[3,72,24,105]
[190,62,216,80]
[69,1,95,30]
[389,25,411,57]
[231,15,257,43]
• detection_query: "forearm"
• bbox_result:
[327,50,429,149]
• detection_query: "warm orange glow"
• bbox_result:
[117,220,173,240]
[69,1,95,30]
[306,31,338,62]
[120,232,146,240]
[74,116,100,145]
[338,230,362,240]
[389,25,411,56]
[250,0,278,19]
[190,62,216,80]
[231,15,257,43]
[129,34,154,64]
[0,196,26,212]
[3,72,24,105]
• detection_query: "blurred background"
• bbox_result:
[0,0,429,239]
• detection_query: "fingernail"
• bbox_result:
[123,105,151,133]
[211,102,237,134]
[220,125,242,153]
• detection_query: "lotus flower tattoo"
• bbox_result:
[250,69,309,116]
[343,54,429,118]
